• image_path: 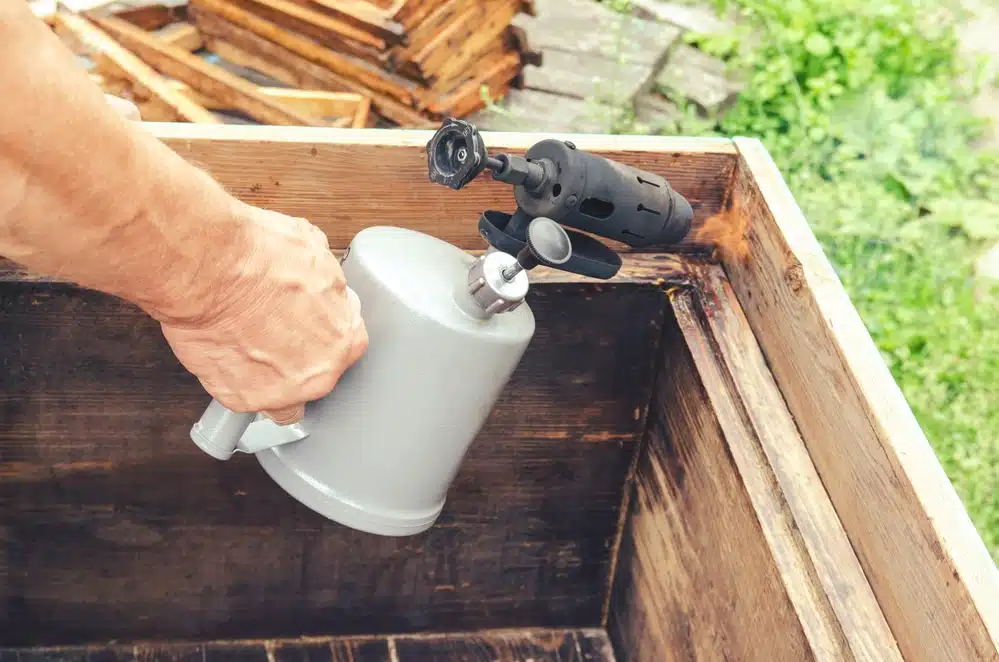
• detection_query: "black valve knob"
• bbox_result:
[502,218,572,281]
[425,117,489,190]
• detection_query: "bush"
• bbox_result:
[616,0,999,560]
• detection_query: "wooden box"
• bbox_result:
[2,126,997,662]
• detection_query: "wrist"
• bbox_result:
[122,163,258,326]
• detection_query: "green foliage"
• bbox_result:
[611,0,999,559]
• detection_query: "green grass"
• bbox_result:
[604,0,999,560]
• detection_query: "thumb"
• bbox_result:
[346,286,363,329]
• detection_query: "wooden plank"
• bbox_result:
[189,0,424,108]
[394,628,613,660]
[666,265,904,660]
[393,0,455,32]
[724,137,999,661]
[424,1,522,87]
[0,629,610,661]
[352,95,372,128]
[393,0,476,65]
[168,81,368,121]
[285,0,407,46]
[0,280,666,645]
[191,9,433,126]
[1,252,694,288]
[53,11,220,124]
[140,123,736,252]
[404,0,521,84]
[428,51,521,118]
[607,304,821,661]
[155,22,204,52]
[431,35,505,93]
[111,2,187,31]
[91,14,329,127]
[218,0,390,62]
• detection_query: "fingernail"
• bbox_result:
[346,287,362,324]
[264,405,304,425]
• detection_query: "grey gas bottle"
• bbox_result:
[189,220,573,536]
[187,117,695,537]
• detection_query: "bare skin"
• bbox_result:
[0,3,368,424]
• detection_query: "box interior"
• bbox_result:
[8,129,991,662]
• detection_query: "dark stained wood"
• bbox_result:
[0,629,610,662]
[272,638,388,661]
[135,643,206,661]
[0,279,667,646]
[606,302,820,661]
[0,252,695,287]
[202,644,269,662]
[394,628,609,660]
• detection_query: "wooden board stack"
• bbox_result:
[51,0,539,127]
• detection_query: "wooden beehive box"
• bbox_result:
[1,126,997,662]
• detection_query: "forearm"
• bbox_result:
[0,3,249,322]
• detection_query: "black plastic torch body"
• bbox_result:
[490,139,693,248]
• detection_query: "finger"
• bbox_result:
[263,405,305,425]
[345,286,363,329]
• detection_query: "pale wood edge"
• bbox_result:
[680,264,904,661]
[729,136,999,655]
[142,121,739,153]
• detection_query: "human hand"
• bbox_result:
[155,201,368,424]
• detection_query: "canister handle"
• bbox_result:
[190,399,310,460]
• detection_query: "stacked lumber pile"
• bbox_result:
[48,0,540,127]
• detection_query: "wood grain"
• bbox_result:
[673,265,904,660]
[428,51,521,118]
[92,15,327,127]
[189,3,434,126]
[0,629,611,661]
[724,137,999,661]
[0,280,666,645]
[140,123,736,253]
[189,0,424,107]
[0,252,694,287]
[286,0,407,46]
[404,0,521,84]
[111,2,187,30]
[168,81,368,122]
[155,22,204,52]
[54,12,220,124]
[219,0,391,62]
[608,296,839,661]
[395,628,612,660]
